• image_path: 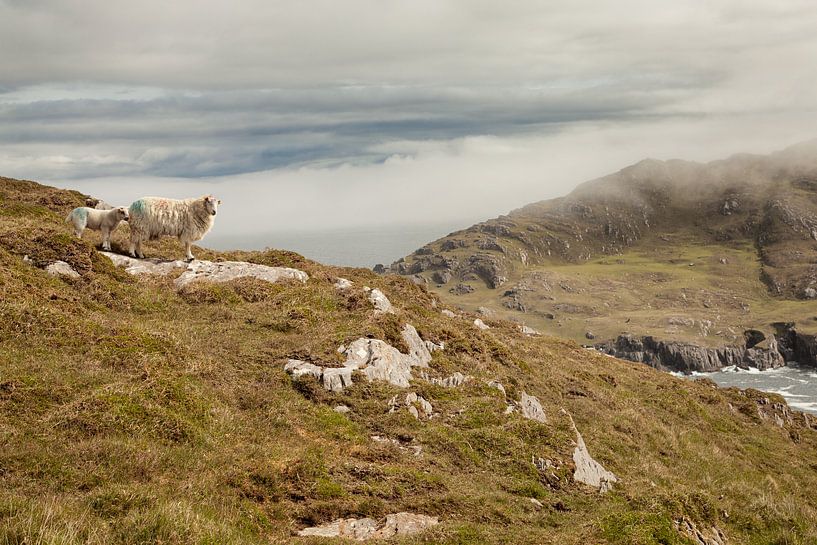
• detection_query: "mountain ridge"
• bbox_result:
[389,141,817,370]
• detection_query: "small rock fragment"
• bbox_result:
[441,309,457,318]
[45,261,80,279]
[334,277,353,290]
[474,318,490,330]
[519,392,547,423]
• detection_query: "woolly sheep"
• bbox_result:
[128,195,221,261]
[65,206,129,251]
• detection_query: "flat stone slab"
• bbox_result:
[100,252,190,275]
[100,252,309,288]
[297,512,438,540]
[175,260,308,288]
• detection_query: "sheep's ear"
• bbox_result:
[217,199,222,205]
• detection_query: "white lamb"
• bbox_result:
[65,206,129,251]
[128,195,221,261]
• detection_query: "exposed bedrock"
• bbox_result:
[595,331,789,374]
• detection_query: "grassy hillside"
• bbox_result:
[2,176,817,544]
[393,144,817,347]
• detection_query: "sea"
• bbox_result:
[678,365,817,415]
[204,221,469,269]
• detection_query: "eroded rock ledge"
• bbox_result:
[595,330,787,374]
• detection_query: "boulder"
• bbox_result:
[365,287,395,314]
[432,270,452,284]
[564,411,617,493]
[340,324,432,389]
[519,393,547,423]
[519,325,540,336]
[45,261,80,279]
[474,319,490,330]
[441,309,458,318]
[334,277,353,290]
[449,283,474,295]
[175,260,308,288]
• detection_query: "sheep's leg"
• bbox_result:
[129,235,144,259]
[183,239,195,261]
[74,227,83,239]
[101,227,111,251]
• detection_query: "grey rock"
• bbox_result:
[284,359,322,380]
[372,264,387,274]
[297,517,378,540]
[474,319,490,330]
[365,287,395,314]
[440,239,467,250]
[376,513,439,538]
[100,252,189,276]
[487,380,506,396]
[441,309,458,318]
[519,392,547,423]
[333,404,351,414]
[323,367,354,392]
[45,260,80,279]
[585,331,596,340]
[423,371,468,388]
[519,325,540,336]
[805,287,817,299]
[341,324,432,389]
[432,270,452,284]
[175,260,308,288]
[334,277,353,290]
[564,410,617,493]
[449,283,474,295]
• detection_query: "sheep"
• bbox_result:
[65,206,129,251]
[128,195,221,261]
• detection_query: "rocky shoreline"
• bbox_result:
[595,324,817,374]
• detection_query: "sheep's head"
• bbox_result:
[116,207,129,221]
[204,195,221,216]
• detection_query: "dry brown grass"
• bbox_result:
[1,176,817,544]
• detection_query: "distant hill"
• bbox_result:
[390,141,817,371]
[3,175,817,543]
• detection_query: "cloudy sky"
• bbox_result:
[2,0,816,252]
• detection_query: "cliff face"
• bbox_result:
[595,331,788,374]
[389,141,817,355]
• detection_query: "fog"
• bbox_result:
[2,0,817,248]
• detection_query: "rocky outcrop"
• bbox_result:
[175,260,309,288]
[101,252,310,288]
[101,252,189,275]
[287,324,436,391]
[297,513,438,540]
[596,332,785,373]
[675,517,727,545]
[774,322,817,367]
